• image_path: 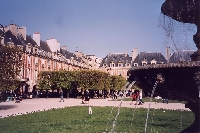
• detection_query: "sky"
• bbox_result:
[0,0,197,58]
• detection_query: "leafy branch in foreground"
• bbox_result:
[0,44,23,90]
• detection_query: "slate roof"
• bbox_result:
[4,30,23,45]
[100,53,132,67]
[40,40,51,53]
[132,52,167,66]
[60,48,77,60]
[169,50,195,63]
[25,35,37,47]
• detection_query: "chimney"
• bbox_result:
[9,24,17,36]
[61,46,66,50]
[33,32,40,46]
[18,27,27,40]
[166,47,171,61]
[124,52,127,57]
[132,48,138,61]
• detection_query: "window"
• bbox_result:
[48,60,51,69]
[28,47,31,53]
[32,47,35,54]
[142,62,147,66]
[118,70,122,76]
[134,63,138,67]
[35,48,38,54]
[150,58,157,65]
[35,57,38,66]
[28,56,31,65]
[54,62,56,69]
[110,70,114,75]
[142,60,148,66]
[41,59,45,65]
[118,63,122,67]
[35,70,38,82]
[28,68,31,79]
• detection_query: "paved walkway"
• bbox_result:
[0,98,190,118]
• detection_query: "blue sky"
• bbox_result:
[0,0,197,58]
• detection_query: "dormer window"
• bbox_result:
[35,48,38,54]
[118,63,122,67]
[27,43,32,53]
[32,47,35,54]
[142,58,148,66]
[28,47,31,53]
[47,52,51,58]
[42,50,45,56]
[110,62,115,67]
[142,62,147,66]
[151,58,157,65]
[134,63,138,67]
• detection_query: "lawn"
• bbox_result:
[0,106,194,133]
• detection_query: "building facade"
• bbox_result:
[1,24,90,92]
[74,51,102,70]
[99,53,132,79]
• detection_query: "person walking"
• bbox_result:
[113,91,118,100]
[84,90,90,104]
[134,91,139,105]
[138,91,144,105]
[59,89,64,102]
[81,91,85,104]
[130,92,136,105]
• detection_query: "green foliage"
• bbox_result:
[0,106,194,133]
[0,44,23,90]
[37,71,51,90]
[37,70,126,90]
[110,75,127,90]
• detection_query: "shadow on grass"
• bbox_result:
[0,105,17,110]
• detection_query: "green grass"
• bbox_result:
[0,106,194,133]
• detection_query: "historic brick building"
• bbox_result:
[1,24,91,91]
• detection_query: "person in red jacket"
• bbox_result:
[130,92,136,105]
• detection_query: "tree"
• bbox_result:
[110,75,127,90]
[37,70,127,91]
[0,44,23,91]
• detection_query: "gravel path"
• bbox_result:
[0,98,190,118]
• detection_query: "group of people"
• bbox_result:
[59,89,144,105]
[130,90,144,105]
[59,89,91,104]
[3,91,22,103]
